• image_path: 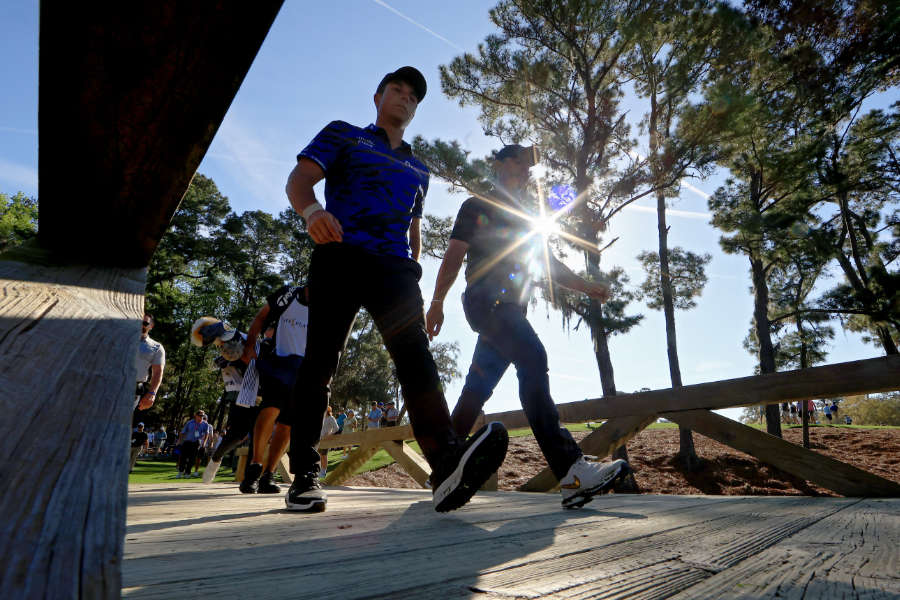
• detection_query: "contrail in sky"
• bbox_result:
[372,0,464,51]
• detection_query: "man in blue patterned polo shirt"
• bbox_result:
[284,66,508,513]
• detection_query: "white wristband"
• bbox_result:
[302,202,324,221]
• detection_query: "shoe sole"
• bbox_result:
[285,495,327,512]
[562,461,632,509]
[433,422,509,513]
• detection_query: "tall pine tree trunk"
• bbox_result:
[750,255,782,437]
[657,191,700,470]
[585,249,638,492]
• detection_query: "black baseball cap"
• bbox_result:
[377,66,427,102]
[494,144,539,165]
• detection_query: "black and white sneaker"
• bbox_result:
[285,472,327,512]
[240,462,262,494]
[257,471,281,494]
[560,456,631,509]
[432,421,508,513]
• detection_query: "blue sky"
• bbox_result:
[1,1,895,422]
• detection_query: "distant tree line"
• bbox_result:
[2,0,896,451]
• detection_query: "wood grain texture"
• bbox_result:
[667,499,900,598]
[38,1,284,266]
[665,409,900,497]
[0,260,146,598]
[519,415,657,492]
[119,486,889,600]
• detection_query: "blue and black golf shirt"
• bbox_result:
[298,120,430,260]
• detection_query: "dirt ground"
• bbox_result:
[342,426,900,496]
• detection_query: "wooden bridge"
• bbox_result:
[2,4,899,598]
[122,485,900,598]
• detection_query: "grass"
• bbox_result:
[131,420,898,485]
[128,456,238,485]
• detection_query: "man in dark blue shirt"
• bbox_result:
[426,144,632,509]
[284,66,508,513]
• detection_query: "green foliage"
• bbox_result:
[636,248,712,310]
[840,393,900,426]
[0,191,38,252]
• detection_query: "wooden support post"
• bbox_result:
[276,452,293,484]
[0,261,146,598]
[325,443,379,486]
[664,409,900,497]
[379,441,431,488]
[519,415,657,493]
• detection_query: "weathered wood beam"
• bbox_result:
[664,409,900,498]
[490,356,899,423]
[325,443,380,487]
[518,415,657,493]
[0,261,145,598]
[379,441,431,488]
[39,1,283,266]
[319,425,414,449]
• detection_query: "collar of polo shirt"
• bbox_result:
[365,124,413,155]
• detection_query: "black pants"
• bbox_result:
[288,244,458,475]
[455,292,581,479]
[212,400,258,463]
[179,441,200,473]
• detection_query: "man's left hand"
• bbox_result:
[138,393,155,410]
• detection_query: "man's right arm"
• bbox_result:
[286,158,343,244]
[426,238,469,340]
[241,304,270,364]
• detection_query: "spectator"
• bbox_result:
[830,401,840,424]
[319,406,340,478]
[155,426,167,455]
[367,403,382,430]
[340,409,358,458]
[824,402,833,425]
[384,400,400,427]
[238,283,310,494]
[192,318,266,487]
[176,411,211,479]
[134,313,165,413]
[129,423,149,473]
[807,399,818,424]
[335,408,348,434]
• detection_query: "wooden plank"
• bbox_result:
[669,499,900,599]
[0,261,146,599]
[404,497,856,600]
[122,487,708,557]
[318,425,414,449]
[122,495,854,599]
[324,442,379,486]
[589,355,900,419]
[379,441,431,488]
[665,409,900,497]
[121,490,734,590]
[518,415,656,492]
[39,1,284,266]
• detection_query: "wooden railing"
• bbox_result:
[314,355,900,497]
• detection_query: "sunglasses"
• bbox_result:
[142,321,152,326]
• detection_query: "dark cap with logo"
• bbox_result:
[377,66,427,102]
[493,144,539,165]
